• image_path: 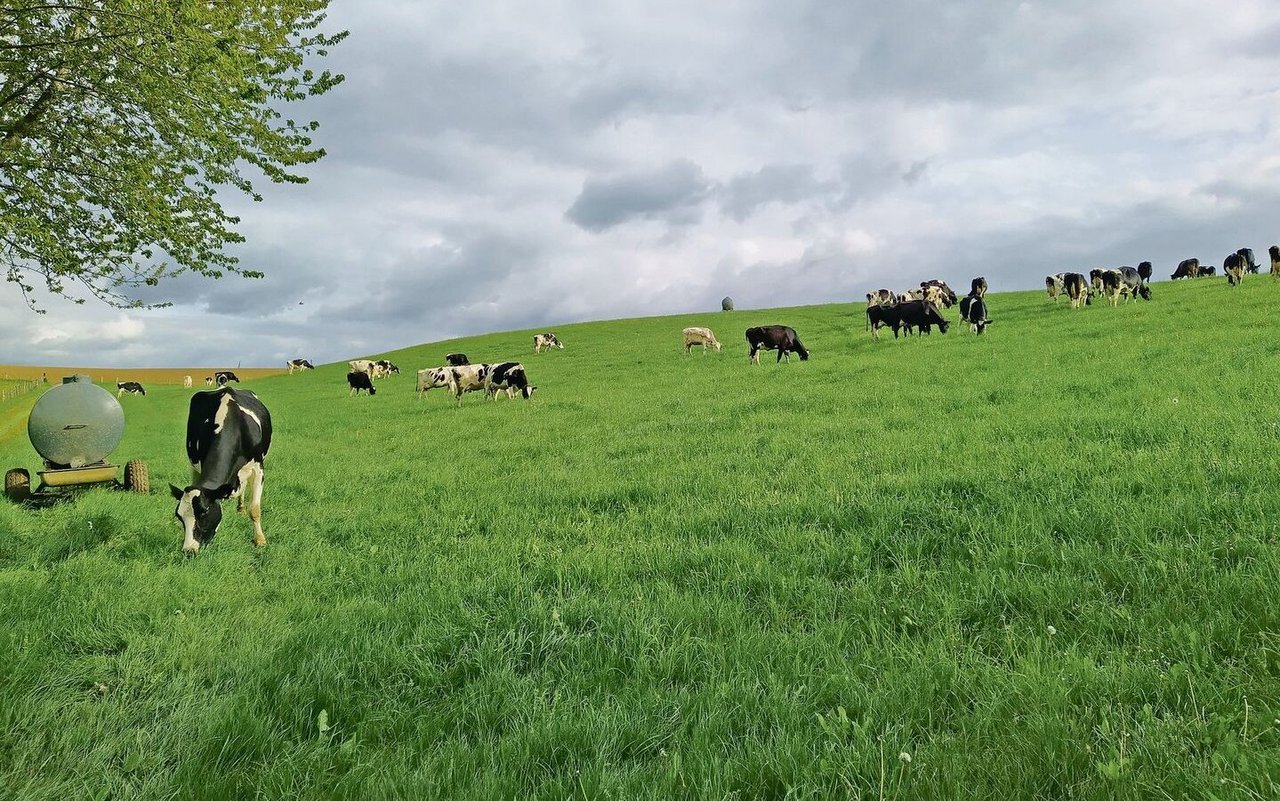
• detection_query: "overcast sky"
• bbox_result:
[4,1,1279,368]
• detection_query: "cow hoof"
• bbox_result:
[183,545,200,557]
[254,536,266,548]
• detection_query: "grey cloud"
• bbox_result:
[565,159,712,232]
[718,164,839,222]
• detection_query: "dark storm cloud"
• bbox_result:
[718,164,839,222]
[565,159,713,232]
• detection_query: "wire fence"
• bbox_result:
[0,376,43,403]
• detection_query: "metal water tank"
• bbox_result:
[27,375,125,468]
[721,296,734,311]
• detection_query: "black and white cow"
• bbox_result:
[893,300,950,337]
[745,325,810,363]
[1045,273,1066,302]
[533,333,564,353]
[970,277,988,297]
[347,370,376,396]
[959,294,992,333]
[1063,272,1091,308]
[116,381,145,397]
[287,359,314,374]
[486,362,537,400]
[170,387,272,555]
[416,366,456,397]
[374,359,400,377]
[864,289,896,330]
[1170,258,1200,279]
[450,364,493,406]
[1089,268,1106,297]
[204,376,215,387]
[1200,266,1217,276]
[1238,248,1260,274]
[1270,245,1280,279]
[920,280,958,308]
[214,371,240,386]
[1111,266,1151,303]
[1224,252,1246,286]
[1137,261,1153,284]
[445,352,469,366]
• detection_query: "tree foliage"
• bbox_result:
[0,1,346,310]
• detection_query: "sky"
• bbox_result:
[4,0,1280,368]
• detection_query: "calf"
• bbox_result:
[683,326,722,354]
[533,333,564,353]
[486,362,537,400]
[1225,252,1246,286]
[1045,273,1066,302]
[116,381,145,397]
[347,370,376,396]
[170,387,272,555]
[1137,261,1153,284]
[214,371,239,386]
[1063,272,1091,308]
[961,294,991,334]
[416,367,456,398]
[1238,248,1259,274]
[183,376,193,389]
[1170,258,1200,279]
[287,359,314,374]
[445,352,469,366]
[746,325,810,363]
[450,364,493,406]
[1270,245,1280,280]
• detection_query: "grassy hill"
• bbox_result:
[2,278,1279,800]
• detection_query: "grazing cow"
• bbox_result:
[1224,252,1246,286]
[1200,266,1216,276]
[170,387,272,555]
[287,359,314,374]
[1170,258,1200,279]
[1063,272,1091,308]
[449,364,493,406]
[214,371,239,386]
[1107,267,1150,304]
[866,303,896,340]
[1089,268,1106,297]
[416,367,457,398]
[116,381,145,397]
[349,359,376,375]
[533,333,564,353]
[347,371,376,396]
[746,325,810,363]
[1137,262,1153,284]
[961,294,991,334]
[1045,273,1066,302]
[183,376,193,389]
[970,277,988,297]
[1238,248,1260,274]
[486,362,537,400]
[445,353,469,366]
[204,376,215,387]
[683,326,723,354]
[1270,245,1280,279]
[892,300,950,337]
[920,280,958,308]
[374,359,400,377]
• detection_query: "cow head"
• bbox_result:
[171,483,235,554]
[1137,285,1152,300]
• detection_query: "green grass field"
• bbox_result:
[2,278,1280,800]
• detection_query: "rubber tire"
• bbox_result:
[124,460,149,494]
[5,468,31,502]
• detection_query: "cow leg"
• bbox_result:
[248,463,266,548]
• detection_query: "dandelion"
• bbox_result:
[1047,625,1057,636]
[899,752,912,764]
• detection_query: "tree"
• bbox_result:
[0,1,346,310]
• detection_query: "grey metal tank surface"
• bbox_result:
[27,375,125,468]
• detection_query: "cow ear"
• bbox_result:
[209,483,236,500]
[170,484,185,500]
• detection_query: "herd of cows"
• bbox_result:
[93,248,1280,553]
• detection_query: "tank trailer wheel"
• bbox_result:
[124,460,149,494]
[5,468,31,503]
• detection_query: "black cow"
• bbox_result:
[746,325,809,363]
[1170,258,1199,279]
[1063,272,1091,308]
[445,352,469,366]
[1238,248,1259,274]
[214,371,240,386]
[116,381,145,397]
[287,359,314,374]
[347,371,376,396]
[1270,245,1280,279]
[486,362,537,400]
[1137,261,1153,284]
[1224,252,1246,286]
[894,300,949,337]
[170,387,272,555]
[960,294,991,334]
[970,277,988,297]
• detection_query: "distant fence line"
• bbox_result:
[0,376,43,403]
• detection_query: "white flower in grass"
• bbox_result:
[1047,625,1057,636]
[899,751,912,764]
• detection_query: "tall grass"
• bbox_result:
[2,278,1279,799]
